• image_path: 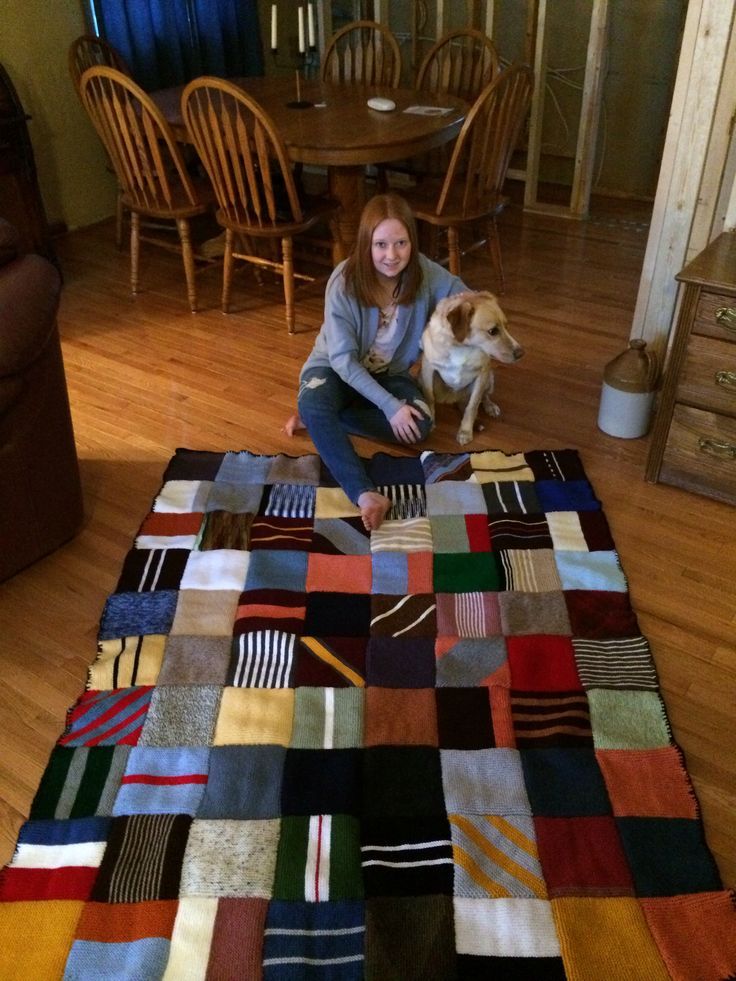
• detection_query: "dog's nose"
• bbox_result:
[513,344,524,360]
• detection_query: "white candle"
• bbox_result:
[270,4,277,50]
[297,5,305,54]
[307,2,315,48]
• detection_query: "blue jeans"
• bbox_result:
[297,366,433,504]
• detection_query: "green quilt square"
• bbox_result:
[433,552,502,593]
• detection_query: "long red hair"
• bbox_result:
[342,193,422,307]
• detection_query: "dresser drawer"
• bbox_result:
[659,404,736,504]
[678,334,736,415]
[693,291,736,341]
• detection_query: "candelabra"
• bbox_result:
[270,2,318,108]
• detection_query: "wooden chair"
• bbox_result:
[69,35,133,249]
[321,20,401,88]
[180,77,341,333]
[416,28,500,101]
[403,64,533,291]
[78,66,212,312]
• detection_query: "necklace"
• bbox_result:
[378,301,396,329]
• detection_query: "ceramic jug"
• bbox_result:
[597,339,659,438]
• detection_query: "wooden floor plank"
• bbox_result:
[0,195,733,889]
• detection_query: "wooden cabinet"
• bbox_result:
[646,232,736,505]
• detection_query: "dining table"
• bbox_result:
[151,74,467,262]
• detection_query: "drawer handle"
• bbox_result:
[715,369,736,388]
[698,436,736,460]
[715,307,736,332]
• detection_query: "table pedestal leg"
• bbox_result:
[328,165,367,264]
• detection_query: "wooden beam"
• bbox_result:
[629,0,735,352]
[523,0,548,210]
[569,0,610,218]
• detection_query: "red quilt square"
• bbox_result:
[507,635,582,691]
[534,816,634,897]
[465,514,492,551]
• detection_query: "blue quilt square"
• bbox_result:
[216,451,273,483]
[113,747,209,816]
[535,479,600,512]
[244,550,308,592]
[367,452,426,486]
[520,747,611,816]
[263,900,365,979]
[99,591,179,641]
[197,745,285,818]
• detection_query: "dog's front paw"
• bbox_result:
[483,398,501,418]
[456,428,473,445]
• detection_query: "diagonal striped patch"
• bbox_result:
[300,637,365,687]
[449,813,547,899]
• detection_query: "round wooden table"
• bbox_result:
[153,75,467,261]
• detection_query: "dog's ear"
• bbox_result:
[446,300,473,342]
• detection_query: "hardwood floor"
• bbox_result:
[0,196,734,889]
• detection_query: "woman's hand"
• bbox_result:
[390,404,424,443]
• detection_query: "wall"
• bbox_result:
[0,0,117,231]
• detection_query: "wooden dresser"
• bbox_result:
[646,232,736,505]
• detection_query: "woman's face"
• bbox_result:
[371,218,412,284]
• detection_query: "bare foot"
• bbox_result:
[282,412,306,437]
[358,491,391,531]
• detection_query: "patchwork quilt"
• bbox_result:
[1,447,735,980]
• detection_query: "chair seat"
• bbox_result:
[404,184,508,226]
[121,178,214,221]
[215,193,339,238]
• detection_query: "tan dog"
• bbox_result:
[419,290,524,445]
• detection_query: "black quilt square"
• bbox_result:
[370,594,437,638]
[91,813,191,902]
[577,510,616,551]
[363,747,446,819]
[565,590,640,639]
[365,638,436,687]
[163,449,225,481]
[365,895,456,981]
[281,749,362,816]
[366,452,426,487]
[435,688,495,749]
[457,955,567,980]
[523,449,587,482]
[292,636,367,687]
[616,817,722,897]
[304,593,372,637]
[115,548,190,593]
[520,747,611,817]
[361,816,453,897]
[487,513,553,550]
[248,515,314,551]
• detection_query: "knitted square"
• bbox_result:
[292,636,367,687]
[232,589,306,636]
[273,814,363,901]
[157,635,231,686]
[99,591,179,641]
[30,745,130,820]
[263,899,365,978]
[180,818,278,898]
[60,687,153,748]
[370,593,437,638]
[481,480,541,515]
[435,688,495,749]
[454,896,560,958]
[507,635,582,691]
[90,635,166,689]
[535,479,600,513]
[204,481,264,514]
[616,817,721,897]
[434,551,503,593]
[113,746,209,816]
[365,895,456,979]
[441,748,531,815]
[291,687,364,748]
[449,813,546,899]
[533,816,634,896]
[587,689,672,750]
[169,589,241,637]
[312,516,371,554]
[425,480,486,516]
[370,516,433,553]
[499,591,572,636]
[488,512,553,550]
[248,514,314,551]
[361,815,453,896]
[306,553,372,593]
[435,591,501,638]
[138,685,222,748]
[198,510,254,550]
[511,692,592,748]
[179,549,250,590]
[363,747,445,819]
[154,479,214,513]
[520,747,610,816]
[243,549,309,592]
[281,749,362,816]
[595,746,698,818]
[365,637,436,688]
[304,592,372,637]
[196,745,284,819]
[213,688,294,747]
[498,548,563,592]
[469,450,535,483]
[364,687,438,747]
[434,637,508,687]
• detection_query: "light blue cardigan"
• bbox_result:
[300,253,467,420]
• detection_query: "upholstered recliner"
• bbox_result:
[0,219,83,581]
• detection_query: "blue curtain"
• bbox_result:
[91,0,264,91]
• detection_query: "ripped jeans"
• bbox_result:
[296,366,433,504]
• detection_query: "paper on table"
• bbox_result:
[403,105,454,116]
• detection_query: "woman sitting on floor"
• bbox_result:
[284,192,468,530]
